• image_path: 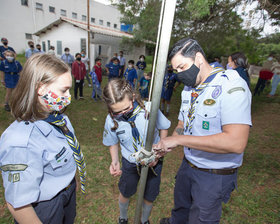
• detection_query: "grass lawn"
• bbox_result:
[0,56,280,223]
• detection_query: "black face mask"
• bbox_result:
[76,57,81,61]
[3,42,8,46]
[177,63,200,88]
[114,108,134,122]
[30,45,34,48]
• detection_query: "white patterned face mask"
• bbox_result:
[41,90,71,111]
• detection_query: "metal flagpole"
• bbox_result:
[133,0,177,223]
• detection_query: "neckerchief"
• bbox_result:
[45,113,86,194]
[185,68,224,133]
[126,101,143,152]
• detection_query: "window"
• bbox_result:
[107,22,111,27]
[25,33,32,39]
[80,38,86,53]
[72,12,77,19]
[60,9,66,16]
[42,41,46,52]
[91,17,95,23]
[57,41,62,55]
[98,45,101,56]
[35,2,43,10]
[21,0,28,6]
[82,15,87,21]
[114,24,117,29]
[49,6,55,13]
[99,19,103,25]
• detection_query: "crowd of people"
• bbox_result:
[0,36,278,224]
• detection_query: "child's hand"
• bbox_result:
[109,161,122,177]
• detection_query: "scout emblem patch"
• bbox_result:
[202,121,210,130]
[203,99,216,106]
[212,85,222,99]
[227,87,245,94]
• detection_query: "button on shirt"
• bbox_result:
[0,115,76,208]
[178,69,252,169]
[103,102,171,163]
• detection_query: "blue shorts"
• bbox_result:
[140,89,149,98]
[118,157,163,202]
[161,88,174,101]
[5,73,19,88]
[170,158,237,224]
[15,178,76,224]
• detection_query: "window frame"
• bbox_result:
[35,2,43,11]
[49,6,55,13]
[60,9,67,16]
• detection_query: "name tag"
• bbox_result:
[116,130,125,135]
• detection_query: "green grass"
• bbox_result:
[0,57,280,223]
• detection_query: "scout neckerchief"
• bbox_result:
[185,68,224,133]
[45,113,86,194]
[126,101,143,152]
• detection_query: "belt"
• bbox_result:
[63,178,75,191]
[6,72,16,75]
[185,157,237,175]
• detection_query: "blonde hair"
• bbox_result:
[103,78,145,131]
[10,54,70,121]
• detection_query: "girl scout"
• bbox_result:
[102,79,171,224]
[0,54,85,224]
[0,50,22,111]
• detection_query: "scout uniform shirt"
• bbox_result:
[179,69,252,169]
[103,102,171,163]
[0,115,76,208]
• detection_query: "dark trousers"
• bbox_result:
[170,159,237,224]
[254,78,267,96]
[74,79,84,99]
[120,65,125,78]
[15,179,76,224]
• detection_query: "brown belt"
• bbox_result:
[185,157,237,175]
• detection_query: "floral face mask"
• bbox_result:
[41,90,71,111]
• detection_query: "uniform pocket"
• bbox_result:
[50,150,73,170]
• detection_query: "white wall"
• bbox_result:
[0,0,122,53]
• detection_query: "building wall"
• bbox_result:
[0,0,121,53]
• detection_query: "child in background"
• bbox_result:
[90,69,102,101]
[106,57,121,79]
[0,50,22,111]
[124,60,137,88]
[72,53,86,100]
[161,65,179,116]
[102,79,170,224]
[138,72,152,100]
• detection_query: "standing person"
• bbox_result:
[48,46,55,56]
[61,48,75,68]
[25,41,39,59]
[160,65,179,116]
[36,44,44,54]
[253,54,275,96]
[102,79,170,224]
[138,72,152,100]
[93,57,102,84]
[72,53,86,100]
[210,57,224,69]
[105,57,121,79]
[136,55,147,83]
[152,38,251,224]
[0,50,22,111]
[227,52,250,88]
[0,37,15,61]
[118,51,126,78]
[124,60,137,88]
[268,57,280,97]
[90,69,102,101]
[0,53,85,224]
[81,50,91,87]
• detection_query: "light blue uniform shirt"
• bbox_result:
[178,69,252,169]
[103,102,171,163]
[25,48,39,58]
[0,115,76,208]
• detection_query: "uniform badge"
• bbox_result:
[103,129,108,138]
[211,85,222,99]
[12,173,20,183]
[203,99,216,106]
[202,121,209,130]
[227,87,245,94]
[0,164,28,172]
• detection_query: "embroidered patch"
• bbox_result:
[227,87,245,94]
[12,173,20,183]
[55,147,67,162]
[203,99,216,106]
[211,85,222,99]
[116,130,125,135]
[202,121,209,130]
[0,164,28,172]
